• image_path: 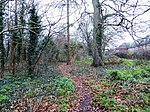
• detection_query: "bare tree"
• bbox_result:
[77,18,93,56]
[91,0,150,66]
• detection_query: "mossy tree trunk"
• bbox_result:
[92,0,104,67]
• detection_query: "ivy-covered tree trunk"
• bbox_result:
[92,0,104,67]
[10,0,18,75]
[17,0,25,63]
[28,4,41,77]
[0,1,5,78]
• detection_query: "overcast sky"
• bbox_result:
[37,0,150,45]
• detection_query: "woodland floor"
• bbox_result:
[58,63,93,111]
[0,60,150,112]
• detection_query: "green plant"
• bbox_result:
[145,66,150,72]
[93,92,129,111]
[137,107,150,112]
[101,80,110,86]
[0,94,9,102]
[106,66,150,81]
[93,93,116,110]
[107,69,132,80]
[57,103,70,112]
[114,104,127,111]
[55,76,75,96]
[104,56,123,65]
[5,74,13,79]
[54,76,75,111]
[123,59,135,66]
[0,87,13,94]
[43,83,51,88]
[131,67,149,80]
[26,90,36,97]
[75,56,93,65]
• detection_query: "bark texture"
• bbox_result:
[92,0,104,67]
[0,1,5,78]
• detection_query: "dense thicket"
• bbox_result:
[0,1,43,78]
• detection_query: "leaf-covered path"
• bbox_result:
[58,63,93,111]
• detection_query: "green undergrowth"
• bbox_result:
[92,92,128,111]
[106,66,150,82]
[0,94,9,102]
[75,56,93,66]
[74,58,150,111]
[97,59,150,111]
[55,76,76,111]
[104,56,123,65]
[0,65,75,111]
[1,58,149,111]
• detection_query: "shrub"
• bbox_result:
[115,52,130,59]
[104,56,123,65]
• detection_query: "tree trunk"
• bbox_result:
[0,2,5,78]
[92,0,104,67]
[11,0,18,76]
[67,0,71,65]
[6,40,10,61]
[17,0,25,63]
[86,33,92,56]
[28,3,41,77]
